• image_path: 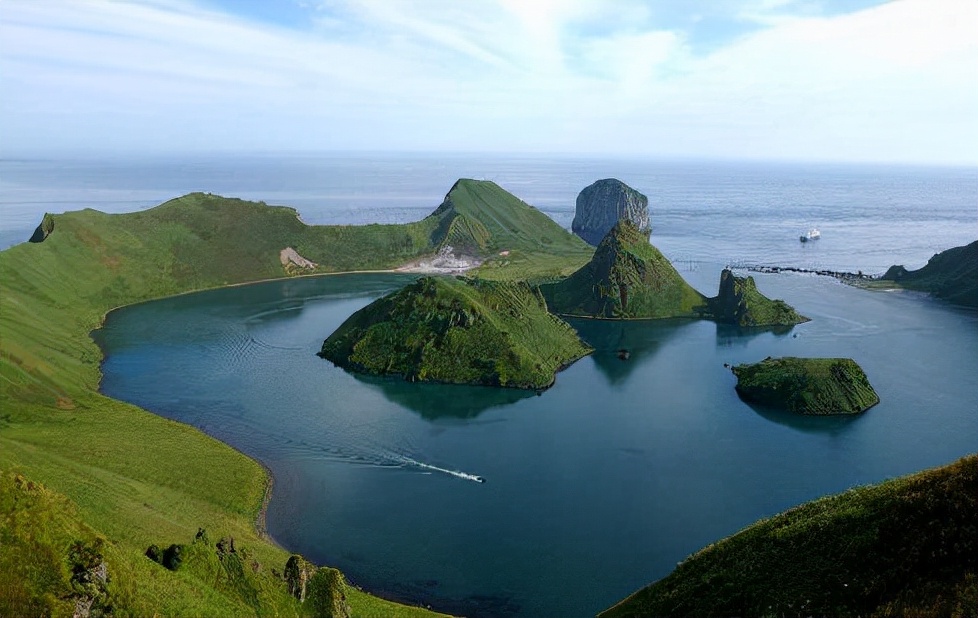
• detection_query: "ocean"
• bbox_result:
[2,154,976,273]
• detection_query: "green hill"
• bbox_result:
[880,240,978,308]
[320,276,591,389]
[707,269,808,327]
[540,220,707,319]
[600,454,978,618]
[436,179,594,282]
[731,357,880,415]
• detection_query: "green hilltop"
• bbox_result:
[320,276,592,389]
[540,220,708,319]
[600,454,978,618]
[880,240,978,308]
[732,357,880,415]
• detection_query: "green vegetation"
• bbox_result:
[320,276,592,389]
[731,357,880,415]
[707,269,808,327]
[600,454,978,618]
[3,186,590,615]
[880,240,978,308]
[540,220,707,319]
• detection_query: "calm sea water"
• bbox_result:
[2,154,976,272]
[94,270,978,617]
[11,154,977,616]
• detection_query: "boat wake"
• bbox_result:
[395,456,486,483]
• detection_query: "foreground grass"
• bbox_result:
[600,454,978,618]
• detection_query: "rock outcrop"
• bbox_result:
[319,276,592,389]
[29,213,55,243]
[572,179,650,246]
[707,269,808,327]
[731,356,879,415]
[540,220,707,319]
[881,240,978,308]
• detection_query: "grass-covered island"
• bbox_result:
[319,276,592,389]
[540,220,708,319]
[732,357,880,415]
[600,454,978,618]
[879,240,978,309]
[540,220,805,327]
[707,269,809,327]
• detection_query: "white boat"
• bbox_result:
[800,228,821,242]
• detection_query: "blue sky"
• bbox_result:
[1,0,976,163]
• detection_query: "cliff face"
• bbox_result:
[707,269,808,327]
[882,240,978,308]
[540,220,707,319]
[731,356,879,415]
[319,276,592,389]
[572,179,650,246]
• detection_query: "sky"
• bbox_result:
[1,0,976,164]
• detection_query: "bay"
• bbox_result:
[94,268,978,617]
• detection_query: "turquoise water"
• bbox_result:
[94,269,978,617]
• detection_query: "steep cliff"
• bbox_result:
[571,179,650,246]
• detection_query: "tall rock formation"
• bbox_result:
[572,179,650,246]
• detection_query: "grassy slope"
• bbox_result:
[880,240,978,308]
[732,357,880,415]
[2,192,531,616]
[601,454,978,618]
[540,220,707,319]
[707,269,808,327]
[434,180,594,283]
[320,276,592,389]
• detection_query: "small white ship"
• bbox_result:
[800,228,821,242]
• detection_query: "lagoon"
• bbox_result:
[94,267,978,617]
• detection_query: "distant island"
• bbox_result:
[731,356,880,415]
[319,276,591,389]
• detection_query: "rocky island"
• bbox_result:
[707,269,809,327]
[572,178,651,246]
[319,276,592,389]
[731,356,880,415]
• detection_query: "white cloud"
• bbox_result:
[0,0,975,163]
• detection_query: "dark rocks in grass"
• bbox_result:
[731,356,879,415]
[285,554,316,602]
[308,566,351,618]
